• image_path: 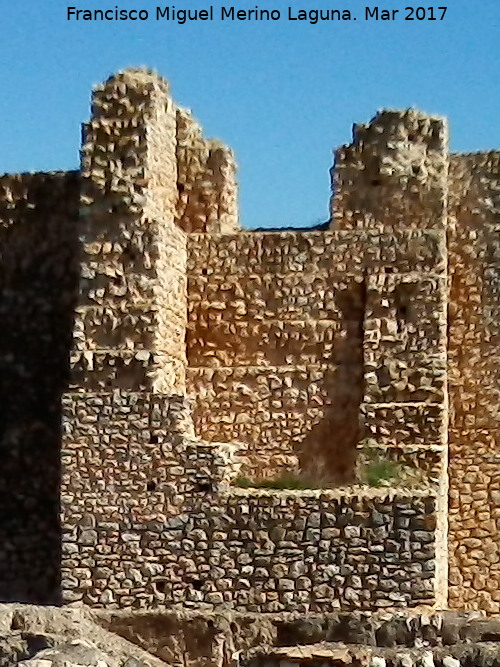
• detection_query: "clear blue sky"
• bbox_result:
[0,0,498,228]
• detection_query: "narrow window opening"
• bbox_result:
[394,285,413,334]
[154,580,167,593]
[195,482,212,493]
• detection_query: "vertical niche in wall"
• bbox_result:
[394,282,414,334]
[297,275,366,485]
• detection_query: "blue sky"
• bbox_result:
[0,0,498,228]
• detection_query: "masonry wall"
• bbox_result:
[0,68,465,615]
[61,483,438,611]
[0,170,80,603]
[60,69,243,606]
[76,69,187,393]
[57,73,446,613]
[186,230,365,481]
[176,108,239,234]
[331,109,449,606]
[186,228,446,482]
[186,109,449,492]
[447,151,500,613]
[61,391,241,605]
[331,109,448,230]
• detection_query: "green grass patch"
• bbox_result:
[357,444,414,487]
[361,457,403,487]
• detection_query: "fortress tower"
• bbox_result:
[0,69,498,614]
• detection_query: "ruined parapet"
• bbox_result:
[75,68,187,392]
[176,107,239,233]
[448,151,500,230]
[331,109,449,230]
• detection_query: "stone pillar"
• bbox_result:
[175,108,239,233]
[74,68,186,393]
[60,69,191,605]
[331,109,450,608]
[331,109,448,230]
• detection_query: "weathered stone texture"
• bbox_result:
[4,69,500,619]
[328,110,449,609]
[331,109,448,230]
[186,228,447,483]
[447,151,500,613]
[61,486,438,612]
[78,69,187,394]
[176,108,239,233]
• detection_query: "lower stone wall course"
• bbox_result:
[61,477,438,612]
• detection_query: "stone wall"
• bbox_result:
[186,228,446,483]
[176,108,239,234]
[61,391,241,606]
[330,109,449,608]
[447,151,500,613]
[60,69,242,608]
[61,483,438,611]
[0,170,80,603]
[77,69,186,393]
[186,230,364,481]
[61,83,444,617]
[5,68,500,617]
[331,109,448,230]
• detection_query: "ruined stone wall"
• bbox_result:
[61,484,438,611]
[101,608,500,667]
[60,69,243,607]
[61,391,242,606]
[185,111,449,492]
[75,69,186,393]
[331,110,449,607]
[0,170,80,603]
[447,151,500,613]
[186,230,366,481]
[61,69,190,602]
[58,76,444,613]
[331,109,448,230]
[186,228,446,483]
[0,70,469,616]
[176,108,239,233]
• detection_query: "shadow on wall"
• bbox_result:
[0,172,81,604]
[297,278,366,485]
